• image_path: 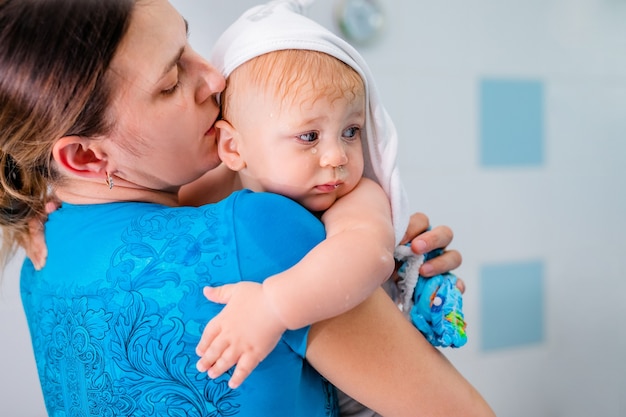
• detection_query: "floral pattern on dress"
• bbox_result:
[24,200,337,416]
[29,207,241,416]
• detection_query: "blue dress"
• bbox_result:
[20,190,338,417]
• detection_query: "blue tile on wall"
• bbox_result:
[479,79,545,167]
[480,260,545,351]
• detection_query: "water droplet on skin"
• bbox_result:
[311,148,318,154]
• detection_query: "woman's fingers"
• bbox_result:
[410,225,454,255]
[419,248,462,278]
[400,212,430,245]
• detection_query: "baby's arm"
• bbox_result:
[196,177,396,388]
[264,177,396,327]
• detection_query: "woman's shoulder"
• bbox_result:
[228,190,325,240]
[228,189,308,212]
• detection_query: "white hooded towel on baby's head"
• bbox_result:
[211,0,410,243]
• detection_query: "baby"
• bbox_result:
[194,1,465,401]
[193,0,408,392]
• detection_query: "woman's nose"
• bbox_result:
[193,53,225,104]
[319,140,349,168]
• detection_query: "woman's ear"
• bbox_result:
[52,136,108,180]
[216,120,246,171]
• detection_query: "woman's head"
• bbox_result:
[0,0,224,262]
[0,0,135,256]
[98,0,224,197]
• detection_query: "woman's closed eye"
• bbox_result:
[161,80,181,95]
[160,57,185,96]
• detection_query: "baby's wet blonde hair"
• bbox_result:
[221,49,364,126]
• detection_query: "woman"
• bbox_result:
[0,1,492,416]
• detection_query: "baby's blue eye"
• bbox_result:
[343,126,360,140]
[298,132,318,142]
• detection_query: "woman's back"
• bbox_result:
[20,190,336,417]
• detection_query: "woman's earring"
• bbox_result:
[105,172,114,190]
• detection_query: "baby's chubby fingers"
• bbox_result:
[196,284,236,356]
[196,334,229,373]
[195,281,284,387]
[203,284,236,304]
[195,316,221,357]
[207,346,240,380]
[195,311,228,371]
[228,354,262,389]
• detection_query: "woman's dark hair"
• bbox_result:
[0,0,135,264]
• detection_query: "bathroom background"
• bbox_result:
[1,1,624,416]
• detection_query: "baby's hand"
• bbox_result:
[195,282,286,389]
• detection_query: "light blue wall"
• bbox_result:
[2,1,625,416]
[153,1,626,415]
[353,1,626,415]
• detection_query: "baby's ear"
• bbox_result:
[216,120,246,171]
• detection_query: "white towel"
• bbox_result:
[211,0,410,243]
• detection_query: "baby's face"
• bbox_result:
[233,84,365,213]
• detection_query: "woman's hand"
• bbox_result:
[399,212,464,291]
